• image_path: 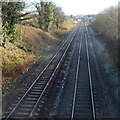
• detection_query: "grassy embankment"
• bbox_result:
[92,6,119,106]
[92,6,118,67]
[2,20,77,91]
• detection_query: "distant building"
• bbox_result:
[77,19,81,22]
[82,15,96,22]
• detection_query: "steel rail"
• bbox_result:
[86,24,102,84]
[71,32,83,119]
[85,23,96,119]
[5,23,81,119]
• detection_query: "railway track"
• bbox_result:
[3,23,81,119]
[52,22,97,119]
[72,32,95,118]
[70,23,96,119]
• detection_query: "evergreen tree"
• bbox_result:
[35,1,66,31]
[1,2,30,47]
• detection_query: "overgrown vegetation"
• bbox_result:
[92,6,119,106]
[1,2,31,47]
[1,1,76,91]
[1,1,66,47]
[92,6,119,68]
[2,43,37,85]
[34,1,66,31]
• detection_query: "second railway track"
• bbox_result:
[71,23,96,119]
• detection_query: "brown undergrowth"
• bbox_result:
[2,20,77,93]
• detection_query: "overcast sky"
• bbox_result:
[26,0,119,15]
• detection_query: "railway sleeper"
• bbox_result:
[27,94,40,98]
[35,82,47,85]
[18,108,32,112]
[24,101,36,104]
[12,112,29,116]
[25,97,38,101]
[30,91,41,95]
[20,104,34,108]
[31,89,43,92]
[74,113,92,118]
[32,86,44,89]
